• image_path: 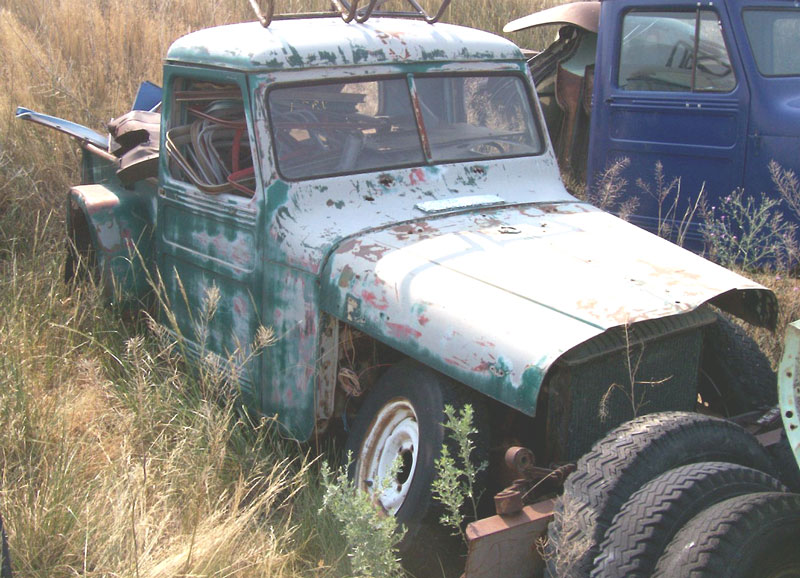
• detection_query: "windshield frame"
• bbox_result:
[263,70,545,182]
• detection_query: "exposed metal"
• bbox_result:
[503,1,601,34]
[15,106,109,150]
[354,398,419,514]
[463,499,555,578]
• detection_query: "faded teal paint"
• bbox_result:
[69,176,156,302]
[260,265,321,440]
[266,179,290,212]
[166,20,523,73]
[520,364,547,407]
[352,46,387,64]
[285,45,304,68]
[421,48,447,60]
[318,50,338,64]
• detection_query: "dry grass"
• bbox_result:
[1,1,561,575]
[3,0,797,576]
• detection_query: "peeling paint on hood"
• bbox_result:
[320,201,775,414]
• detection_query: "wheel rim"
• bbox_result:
[356,398,419,515]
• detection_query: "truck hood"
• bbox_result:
[320,201,775,413]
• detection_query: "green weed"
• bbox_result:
[320,456,405,578]
[432,404,487,544]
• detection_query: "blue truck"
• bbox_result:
[506,0,800,245]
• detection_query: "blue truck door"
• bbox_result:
[588,0,749,244]
[727,0,800,207]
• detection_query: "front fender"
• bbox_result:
[67,183,155,302]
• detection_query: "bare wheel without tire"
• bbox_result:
[345,360,488,552]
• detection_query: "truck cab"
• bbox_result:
[506,0,800,244]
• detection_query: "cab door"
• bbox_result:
[157,66,263,408]
[588,0,748,244]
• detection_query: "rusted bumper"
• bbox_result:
[463,498,554,578]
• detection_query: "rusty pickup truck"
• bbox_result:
[16,1,784,574]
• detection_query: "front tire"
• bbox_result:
[345,360,487,549]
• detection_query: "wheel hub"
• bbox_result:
[357,398,419,515]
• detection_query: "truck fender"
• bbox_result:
[66,183,154,302]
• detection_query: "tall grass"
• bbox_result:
[0,225,348,575]
[3,0,796,576]
[0,1,560,575]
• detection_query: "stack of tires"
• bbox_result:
[546,411,800,578]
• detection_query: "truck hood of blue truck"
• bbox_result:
[320,201,776,414]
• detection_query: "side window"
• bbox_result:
[165,80,256,197]
[743,9,800,76]
[618,10,735,92]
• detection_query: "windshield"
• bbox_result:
[743,9,800,77]
[267,73,542,180]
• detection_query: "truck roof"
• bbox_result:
[166,17,523,72]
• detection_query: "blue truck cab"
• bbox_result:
[506,0,800,243]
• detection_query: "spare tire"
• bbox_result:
[699,313,776,415]
[545,411,775,578]
[653,492,800,577]
[592,461,785,578]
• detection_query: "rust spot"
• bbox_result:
[337,238,358,253]
[410,88,432,158]
[362,290,389,311]
[339,265,356,288]
[351,241,390,262]
[391,220,439,241]
[445,356,470,369]
[472,360,491,372]
[233,296,246,315]
[409,168,426,185]
[386,322,422,340]
[378,174,394,187]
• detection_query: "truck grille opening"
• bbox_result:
[542,307,716,463]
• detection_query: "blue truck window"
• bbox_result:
[743,9,800,77]
[619,10,734,92]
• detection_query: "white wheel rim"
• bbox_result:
[357,398,419,515]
